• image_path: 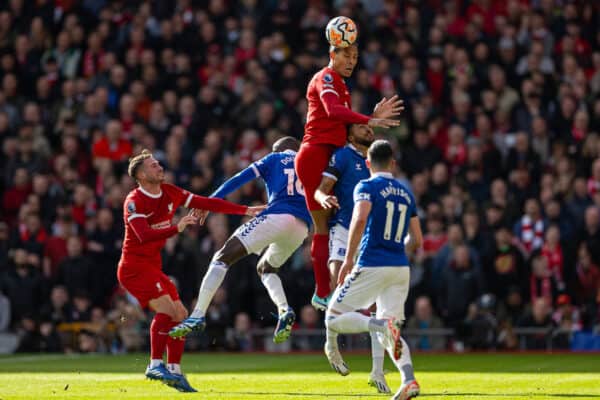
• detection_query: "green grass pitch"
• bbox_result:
[1,352,599,399]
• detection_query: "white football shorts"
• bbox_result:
[328,266,410,322]
[233,213,308,268]
[328,224,349,263]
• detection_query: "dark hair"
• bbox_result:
[272,136,300,153]
[367,140,393,168]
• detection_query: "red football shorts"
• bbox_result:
[117,265,179,309]
[295,143,337,211]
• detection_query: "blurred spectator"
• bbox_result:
[406,296,445,351]
[55,236,93,299]
[575,243,600,306]
[293,305,324,351]
[518,298,554,350]
[226,312,254,352]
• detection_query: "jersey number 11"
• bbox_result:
[384,201,407,243]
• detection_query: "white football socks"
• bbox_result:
[326,311,372,333]
[261,273,288,313]
[167,363,181,375]
[385,336,415,384]
[370,330,385,375]
[150,359,163,368]
[190,261,228,319]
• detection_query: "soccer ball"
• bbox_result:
[325,16,358,48]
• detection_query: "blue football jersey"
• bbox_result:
[354,172,417,267]
[251,151,312,227]
[323,145,369,229]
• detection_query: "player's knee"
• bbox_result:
[257,262,277,276]
[174,306,188,322]
[325,308,341,329]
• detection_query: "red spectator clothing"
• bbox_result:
[423,233,448,254]
[82,50,105,78]
[518,216,545,253]
[304,67,370,147]
[530,275,554,306]
[234,47,257,73]
[18,224,48,247]
[43,236,68,277]
[72,203,97,227]
[118,183,248,272]
[444,143,467,169]
[587,178,600,196]
[2,185,32,225]
[92,137,133,162]
[576,263,600,301]
[426,68,445,105]
[541,244,564,283]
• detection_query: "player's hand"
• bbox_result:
[368,118,400,129]
[319,195,339,209]
[337,260,354,286]
[246,205,266,217]
[190,209,210,225]
[177,214,198,233]
[372,95,404,119]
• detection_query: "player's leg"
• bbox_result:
[172,215,275,338]
[145,293,181,384]
[367,305,390,394]
[324,268,390,375]
[257,215,308,343]
[376,268,420,400]
[295,143,335,306]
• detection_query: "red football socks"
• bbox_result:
[150,313,173,360]
[312,233,331,298]
[167,336,185,365]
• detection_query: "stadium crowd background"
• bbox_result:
[1,0,600,354]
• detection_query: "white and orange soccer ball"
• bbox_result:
[325,16,358,48]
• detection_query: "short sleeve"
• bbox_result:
[409,190,418,217]
[323,150,346,181]
[353,180,372,203]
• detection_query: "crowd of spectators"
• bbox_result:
[1,0,600,354]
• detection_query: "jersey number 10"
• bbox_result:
[384,201,407,243]
[284,168,305,196]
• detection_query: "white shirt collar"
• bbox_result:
[283,149,297,154]
[138,185,162,199]
[347,143,366,158]
[372,172,394,179]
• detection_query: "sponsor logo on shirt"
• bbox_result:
[151,220,171,229]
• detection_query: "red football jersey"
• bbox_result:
[304,67,369,147]
[119,183,191,270]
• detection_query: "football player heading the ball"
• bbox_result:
[294,16,404,311]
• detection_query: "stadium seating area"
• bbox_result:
[1,0,600,353]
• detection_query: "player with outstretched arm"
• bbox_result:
[118,150,263,392]
[169,137,311,344]
[295,41,403,311]
[324,140,422,400]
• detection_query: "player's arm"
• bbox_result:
[338,194,371,285]
[405,216,423,254]
[321,92,400,128]
[211,165,260,199]
[128,214,197,243]
[314,174,338,209]
[185,193,263,216]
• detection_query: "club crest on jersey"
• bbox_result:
[127,201,136,213]
[355,163,362,171]
[168,202,173,213]
[323,73,333,83]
